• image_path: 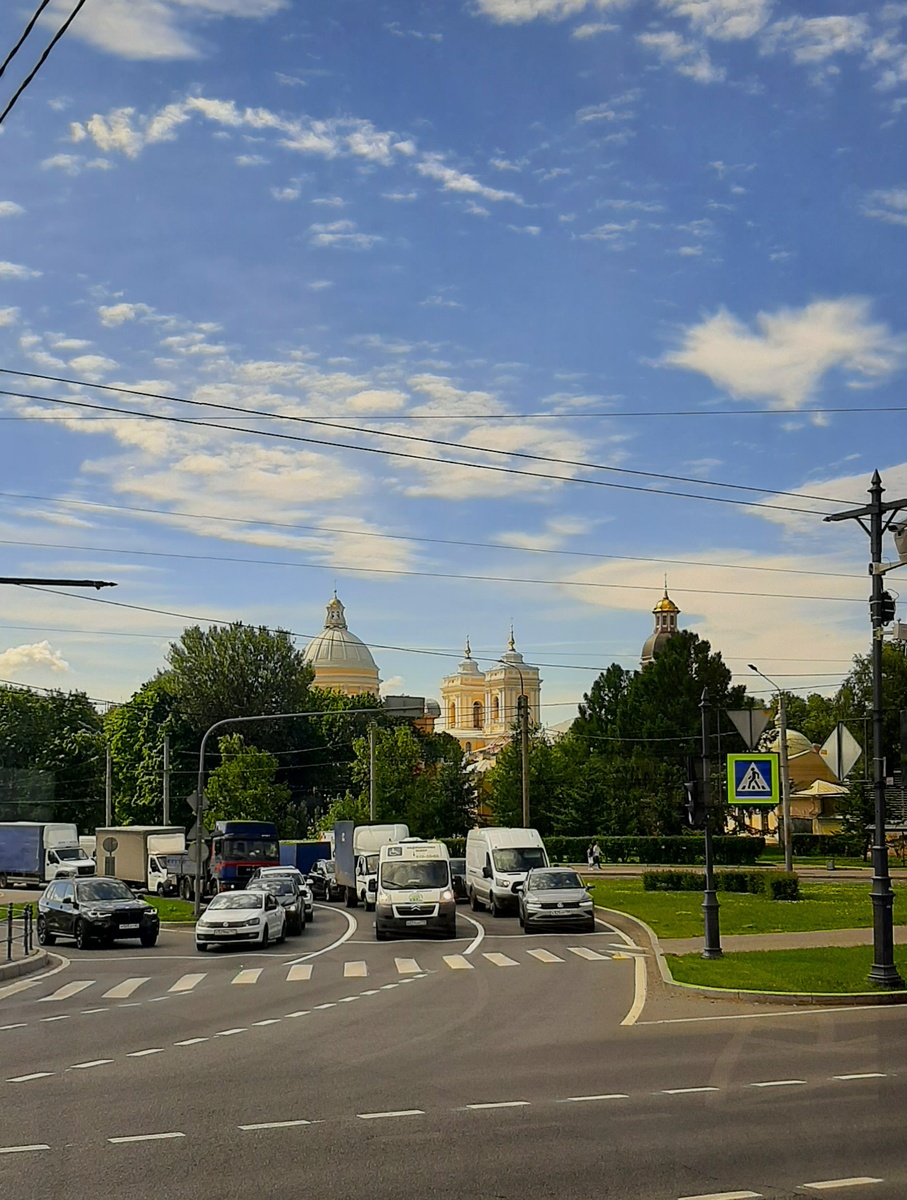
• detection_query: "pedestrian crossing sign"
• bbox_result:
[727,753,780,808]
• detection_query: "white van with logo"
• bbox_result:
[465,827,549,917]
[374,839,456,941]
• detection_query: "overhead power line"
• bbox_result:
[0,0,53,82]
[0,0,89,128]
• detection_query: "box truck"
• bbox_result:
[333,821,409,910]
[176,820,281,899]
[95,826,186,892]
[279,840,332,875]
[0,822,95,888]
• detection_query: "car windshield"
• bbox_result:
[493,848,547,873]
[362,854,379,874]
[528,871,582,890]
[380,861,450,890]
[75,879,134,902]
[250,880,295,895]
[449,859,466,874]
[56,847,89,860]
[321,861,335,874]
[221,838,279,860]
[206,893,263,910]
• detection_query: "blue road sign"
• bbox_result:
[727,753,780,808]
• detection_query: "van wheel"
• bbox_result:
[469,889,481,912]
[0,873,8,889]
[375,927,390,941]
[491,895,504,918]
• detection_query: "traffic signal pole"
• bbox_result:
[700,687,722,960]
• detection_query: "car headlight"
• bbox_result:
[526,901,542,910]
[580,898,594,907]
[83,909,107,919]
[378,892,392,905]
[440,890,454,903]
[240,917,261,927]
[495,878,509,888]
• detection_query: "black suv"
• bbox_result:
[38,877,160,949]
[308,859,343,901]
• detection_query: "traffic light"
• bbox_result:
[875,590,897,626]
[683,756,707,829]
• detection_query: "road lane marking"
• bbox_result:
[252,1019,281,1027]
[108,1133,185,1144]
[461,912,485,955]
[127,1049,164,1057]
[465,1101,529,1110]
[678,1192,762,1199]
[0,954,69,1002]
[169,973,205,993]
[442,955,473,970]
[215,1028,246,1036]
[344,961,368,977]
[239,1120,311,1131]
[360,988,380,994]
[558,1094,629,1103]
[380,983,399,989]
[0,1145,50,1155]
[285,1011,310,1018]
[834,1073,887,1081]
[287,964,312,982]
[69,1060,113,1070]
[802,1181,884,1191]
[661,1087,720,1095]
[102,978,149,1000]
[567,947,607,961]
[358,1109,425,1120]
[231,969,262,986]
[749,1080,806,1088]
[621,953,648,1027]
[40,1015,69,1023]
[80,1008,108,1015]
[527,949,563,964]
[395,958,421,975]
[38,981,93,1002]
[0,1024,27,1031]
[174,1038,208,1045]
[313,1003,336,1010]
[285,906,356,966]
[6,1072,54,1082]
[483,953,519,967]
[339,996,360,1003]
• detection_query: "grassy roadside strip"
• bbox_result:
[143,895,196,923]
[667,946,907,995]
[586,877,899,940]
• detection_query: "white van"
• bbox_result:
[374,839,456,941]
[465,827,549,917]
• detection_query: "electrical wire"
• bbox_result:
[0,0,89,128]
[0,0,53,82]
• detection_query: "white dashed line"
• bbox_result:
[215,1028,246,1036]
[174,1038,208,1046]
[285,1011,309,1018]
[38,981,93,1002]
[69,1060,113,1070]
[102,978,149,1000]
[127,1049,164,1058]
[801,1180,884,1191]
[678,1192,762,1200]
[313,1003,336,1010]
[527,949,563,964]
[0,1144,50,1156]
[344,961,368,977]
[442,955,473,970]
[239,1120,312,1131]
[358,1109,425,1120]
[749,1080,805,1089]
[339,996,360,1003]
[482,953,518,968]
[558,1094,629,1103]
[252,1019,281,1027]
[567,947,608,961]
[0,1024,27,1031]
[394,958,421,975]
[360,989,380,995]
[464,1101,529,1110]
[661,1087,720,1095]
[40,1015,70,1023]
[286,964,312,982]
[169,973,205,993]
[108,1132,185,1144]
[380,983,399,990]
[833,1073,887,1081]
[231,969,262,986]
[6,1072,54,1083]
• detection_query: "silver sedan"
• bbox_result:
[517,868,596,934]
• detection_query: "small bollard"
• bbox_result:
[827,858,837,871]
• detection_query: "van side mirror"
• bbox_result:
[482,865,492,880]
[368,879,377,893]
[513,881,524,893]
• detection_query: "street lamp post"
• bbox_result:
[193,706,381,917]
[748,665,793,875]
[826,470,906,988]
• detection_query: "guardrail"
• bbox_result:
[4,903,34,961]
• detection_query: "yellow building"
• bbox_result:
[440,633,541,753]
[303,594,381,696]
[641,586,681,666]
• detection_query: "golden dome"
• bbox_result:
[653,588,680,614]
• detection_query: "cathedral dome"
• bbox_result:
[304,595,380,695]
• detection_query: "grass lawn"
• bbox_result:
[668,945,907,994]
[588,876,902,940]
[144,895,196,923]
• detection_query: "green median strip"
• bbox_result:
[667,946,907,995]
[142,897,196,923]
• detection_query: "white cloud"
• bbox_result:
[379,676,405,695]
[235,153,268,166]
[98,302,155,326]
[472,0,619,23]
[0,262,41,281]
[69,354,119,377]
[0,308,19,326]
[572,21,617,37]
[415,155,520,203]
[762,14,870,65]
[309,220,383,250]
[0,641,70,676]
[0,202,24,218]
[861,187,907,226]
[659,0,772,42]
[638,30,726,82]
[663,298,906,409]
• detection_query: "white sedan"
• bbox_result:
[195,890,286,951]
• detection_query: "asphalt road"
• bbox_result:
[3,899,907,1200]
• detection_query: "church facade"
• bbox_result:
[440,634,541,752]
[640,587,681,667]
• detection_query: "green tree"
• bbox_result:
[205,733,294,832]
[0,687,105,829]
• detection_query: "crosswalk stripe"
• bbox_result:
[567,947,608,961]
[442,955,473,970]
[394,958,421,975]
[344,961,368,978]
[102,978,149,1000]
[231,969,262,986]
[483,953,519,968]
[169,973,206,993]
[527,949,563,964]
[38,982,93,1002]
[286,964,312,982]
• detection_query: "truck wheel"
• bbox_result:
[0,873,7,889]
[345,887,359,908]
[36,915,55,946]
[75,920,92,950]
[156,884,164,896]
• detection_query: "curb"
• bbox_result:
[0,950,52,983]
[593,903,907,1009]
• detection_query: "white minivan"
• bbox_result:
[374,839,456,940]
[465,828,549,917]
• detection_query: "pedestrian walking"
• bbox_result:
[586,844,593,868]
[592,842,602,869]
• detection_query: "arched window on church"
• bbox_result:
[448,702,456,727]
[465,742,472,753]
[492,695,500,722]
[472,701,483,730]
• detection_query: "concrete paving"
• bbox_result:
[660,925,907,955]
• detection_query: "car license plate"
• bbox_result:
[120,923,140,930]
[211,929,231,936]
[406,919,427,926]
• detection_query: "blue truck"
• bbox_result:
[0,821,96,888]
[280,841,331,875]
[179,820,281,898]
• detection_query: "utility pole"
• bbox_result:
[518,694,530,828]
[776,691,793,873]
[104,744,112,827]
[826,470,906,988]
[163,735,170,826]
[368,722,377,821]
[700,688,722,959]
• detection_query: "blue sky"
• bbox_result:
[0,0,905,727]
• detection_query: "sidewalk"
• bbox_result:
[660,926,907,955]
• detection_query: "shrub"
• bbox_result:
[765,872,800,901]
[790,833,863,858]
[642,870,707,891]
